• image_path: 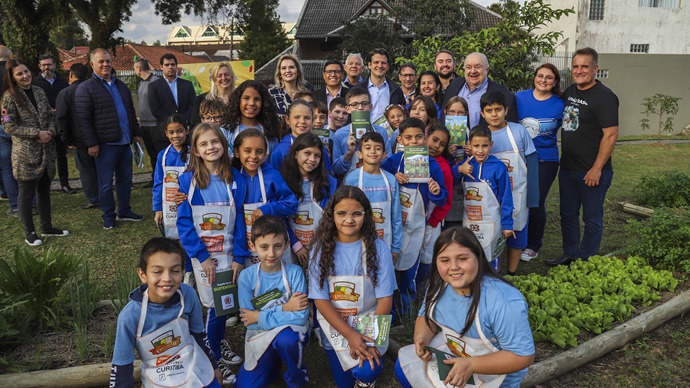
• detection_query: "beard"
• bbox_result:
[438,71,454,80]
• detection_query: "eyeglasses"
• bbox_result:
[535,74,556,81]
[334,210,365,220]
[400,73,416,78]
[202,115,223,122]
[347,102,371,109]
[324,70,343,75]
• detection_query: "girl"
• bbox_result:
[231,128,298,266]
[391,96,438,153]
[416,71,443,118]
[396,227,535,388]
[383,104,406,150]
[176,123,249,384]
[308,185,397,388]
[281,133,337,265]
[443,96,470,230]
[226,80,281,156]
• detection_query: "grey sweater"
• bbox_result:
[137,73,159,127]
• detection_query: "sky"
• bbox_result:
[121,0,495,44]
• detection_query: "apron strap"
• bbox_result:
[135,289,184,337]
[253,262,292,297]
[187,178,197,206]
[360,240,368,277]
[505,124,520,155]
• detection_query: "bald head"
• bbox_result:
[463,52,489,90]
[0,46,12,61]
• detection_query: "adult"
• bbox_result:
[433,50,457,93]
[268,54,311,118]
[342,53,365,88]
[515,64,564,262]
[148,53,196,125]
[33,54,74,194]
[398,62,417,104]
[0,45,20,216]
[75,48,144,229]
[415,70,443,119]
[314,59,349,107]
[133,58,161,187]
[191,61,236,126]
[56,63,99,209]
[1,59,69,246]
[355,48,405,123]
[546,48,618,266]
[442,52,517,128]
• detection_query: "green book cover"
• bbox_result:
[250,287,287,310]
[422,346,475,384]
[314,126,330,144]
[445,115,468,161]
[347,314,392,347]
[404,146,430,183]
[212,269,238,316]
[373,115,394,137]
[350,110,371,140]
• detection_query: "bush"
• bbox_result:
[627,207,690,272]
[633,170,690,208]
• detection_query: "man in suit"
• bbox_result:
[148,53,196,125]
[355,48,406,123]
[442,52,517,128]
[314,59,349,107]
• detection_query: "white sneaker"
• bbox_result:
[220,339,243,365]
[355,380,376,387]
[520,248,538,262]
[225,315,239,327]
[218,362,237,385]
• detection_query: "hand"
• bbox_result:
[345,331,375,361]
[503,229,516,239]
[584,168,602,187]
[37,130,52,143]
[133,136,144,145]
[239,308,260,326]
[231,261,244,284]
[214,368,222,385]
[344,133,357,161]
[68,145,76,149]
[415,337,432,362]
[251,208,263,222]
[201,258,217,284]
[428,178,440,195]
[154,211,163,225]
[457,159,474,179]
[392,252,399,265]
[358,346,381,371]
[88,145,99,158]
[448,143,458,156]
[282,292,308,312]
[395,172,408,185]
[173,191,187,205]
[295,246,309,265]
[463,144,471,156]
[443,357,474,387]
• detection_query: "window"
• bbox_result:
[630,44,649,53]
[639,0,680,8]
[201,27,217,37]
[174,28,190,38]
[596,69,609,79]
[589,0,605,20]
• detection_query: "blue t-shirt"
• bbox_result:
[489,123,536,161]
[515,90,564,161]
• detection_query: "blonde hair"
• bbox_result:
[186,123,234,189]
[273,54,307,91]
[206,62,235,100]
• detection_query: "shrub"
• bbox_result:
[627,207,690,272]
[633,169,690,208]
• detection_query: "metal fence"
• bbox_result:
[536,51,574,91]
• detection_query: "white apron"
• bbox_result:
[396,293,506,388]
[188,179,235,307]
[135,289,215,388]
[316,241,387,371]
[244,263,309,370]
[357,168,393,248]
[493,125,528,231]
[462,159,506,262]
[397,158,426,271]
[243,167,267,267]
[288,181,324,262]
[161,146,187,240]
[419,202,442,265]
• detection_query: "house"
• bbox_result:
[58,44,211,72]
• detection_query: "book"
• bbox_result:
[347,314,392,347]
[445,115,468,161]
[314,127,330,144]
[131,142,145,169]
[373,115,394,137]
[251,287,288,311]
[422,346,476,384]
[350,110,371,140]
[404,146,430,183]
[211,270,239,316]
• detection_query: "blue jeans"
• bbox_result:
[394,259,420,323]
[0,132,18,209]
[235,328,309,387]
[74,146,99,204]
[559,168,613,259]
[526,160,559,252]
[94,144,133,221]
[325,346,383,388]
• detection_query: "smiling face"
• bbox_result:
[279,58,298,83]
[420,74,439,99]
[215,65,234,91]
[463,53,488,90]
[137,251,183,304]
[357,139,386,167]
[480,102,507,131]
[329,105,349,129]
[333,198,365,243]
[436,242,479,296]
[250,233,287,273]
[368,53,389,80]
[409,100,430,125]
[194,129,224,165]
[345,56,363,80]
[90,51,112,80]
[534,67,557,94]
[313,109,327,129]
[287,104,313,137]
[469,135,492,163]
[38,58,55,79]
[399,66,417,90]
[434,52,455,78]
[323,64,343,87]
[165,122,189,151]
[385,107,406,130]
[12,64,32,90]
[426,130,449,158]
[240,86,262,122]
[346,94,372,113]
[295,146,322,177]
[235,135,266,176]
[398,126,425,147]
[571,54,598,90]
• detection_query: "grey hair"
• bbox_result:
[89,48,110,63]
[345,53,364,65]
[465,52,489,70]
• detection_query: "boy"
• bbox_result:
[454,126,515,270]
[236,215,310,387]
[294,90,315,105]
[478,90,538,275]
[381,117,448,319]
[110,238,224,387]
[200,99,235,156]
[344,131,402,263]
[312,100,328,131]
[327,97,349,132]
[331,87,392,178]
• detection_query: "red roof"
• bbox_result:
[59,44,210,71]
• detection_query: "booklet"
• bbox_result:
[250,287,288,311]
[350,110,371,140]
[212,270,238,316]
[404,146,430,183]
[131,142,145,169]
[373,115,394,137]
[314,126,330,144]
[445,115,468,161]
[347,314,392,347]
[422,346,475,384]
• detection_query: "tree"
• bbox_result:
[338,14,407,70]
[152,40,162,47]
[236,0,289,68]
[639,93,682,143]
[50,11,89,49]
[391,0,474,39]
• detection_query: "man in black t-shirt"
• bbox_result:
[546,47,619,266]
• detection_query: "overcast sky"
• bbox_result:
[121,0,495,44]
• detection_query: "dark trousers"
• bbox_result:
[526,160,560,252]
[94,144,133,221]
[74,146,99,204]
[54,136,70,187]
[559,168,613,259]
[18,170,52,235]
[141,125,169,179]
[0,133,18,208]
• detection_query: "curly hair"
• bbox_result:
[226,80,281,142]
[280,133,331,204]
[311,185,379,290]
[161,114,191,163]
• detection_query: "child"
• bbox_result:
[110,238,222,387]
[281,133,337,264]
[384,104,406,137]
[453,125,514,270]
[294,90,315,105]
[332,87,392,178]
[343,131,402,264]
[176,123,249,383]
[200,99,233,155]
[390,96,437,153]
[443,96,470,160]
[309,185,397,388]
[328,97,349,132]
[442,97,471,231]
[381,117,448,320]
[226,80,282,156]
[236,215,310,387]
[312,100,329,131]
[231,128,298,267]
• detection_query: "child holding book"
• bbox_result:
[110,237,222,388]
[381,117,448,320]
[344,131,402,264]
[236,215,310,387]
[442,97,470,230]
[390,96,437,153]
[231,129,298,267]
[309,185,397,388]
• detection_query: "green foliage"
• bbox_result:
[639,93,682,143]
[633,169,690,208]
[338,15,407,70]
[49,11,89,50]
[392,0,474,39]
[237,0,289,69]
[69,261,100,360]
[0,0,60,73]
[627,208,690,272]
[113,264,141,314]
[507,256,677,348]
[397,0,574,91]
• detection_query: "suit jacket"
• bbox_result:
[355,76,406,106]
[55,80,82,145]
[442,77,518,125]
[33,73,69,108]
[148,76,196,123]
[314,85,350,105]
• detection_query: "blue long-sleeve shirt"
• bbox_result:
[238,263,309,331]
[152,145,187,212]
[286,176,337,248]
[381,152,448,214]
[331,123,392,177]
[489,123,540,208]
[268,134,333,174]
[176,169,250,264]
[241,165,298,218]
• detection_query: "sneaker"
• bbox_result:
[220,339,243,365]
[520,248,539,262]
[225,315,239,327]
[0,193,8,200]
[116,211,144,221]
[25,232,43,246]
[218,362,236,385]
[6,208,19,217]
[80,202,99,209]
[183,271,195,288]
[42,227,69,237]
[61,186,77,194]
[355,380,376,388]
[104,219,116,230]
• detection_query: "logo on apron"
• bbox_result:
[295,229,314,246]
[445,334,471,358]
[163,170,179,183]
[292,211,314,225]
[372,208,385,223]
[465,187,483,201]
[466,205,483,221]
[244,210,255,226]
[200,213,225,230]
[400,192,412,208]
[149,330,182,355]
[155,354,180,366]
[498,158,513,172]
[330,281,360,302]
[201,236,224,253]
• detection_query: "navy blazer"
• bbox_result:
[148,76,196,123]
[441,77,518,126]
